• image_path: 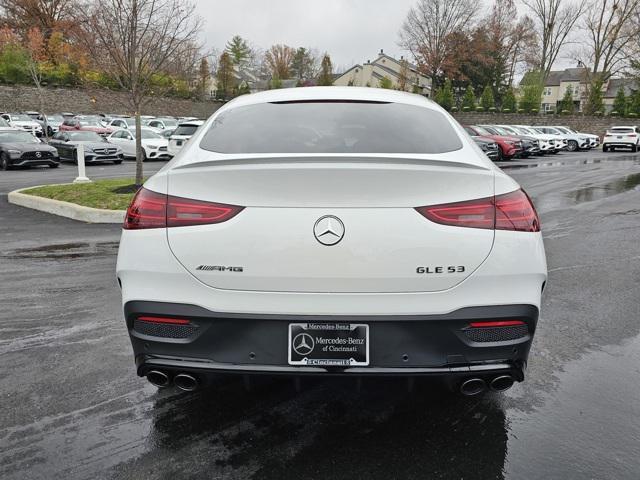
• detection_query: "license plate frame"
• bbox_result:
[288,323,369,367]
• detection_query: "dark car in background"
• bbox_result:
[48,130,123,165]
[472,136,500,160]
[0,130,59,169]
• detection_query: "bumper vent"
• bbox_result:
[133,319,198,338]
[464,325,529,343]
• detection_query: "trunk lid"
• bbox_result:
[166,157,495,293]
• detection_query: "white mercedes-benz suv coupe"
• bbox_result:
[116,87,547,396]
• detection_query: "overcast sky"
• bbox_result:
[194,0,418,71]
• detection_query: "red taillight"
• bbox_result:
[123,187,244,229]
[415,189,540,232]
[137,316,190,325]
[469,320,525,328]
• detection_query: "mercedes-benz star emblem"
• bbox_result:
[35,151,41,158]
[313,215,345,246]
[292,333,315,356]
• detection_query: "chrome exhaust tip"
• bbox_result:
[174,373,198,392]
[460,378,487,396]
[489,375,515,392]
[147,370,170,388]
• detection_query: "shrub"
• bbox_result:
[561,109,570,115]
[488,106,497,113]
[628,112,638,118]
[451,106,458,112]
[502,108,511,113]
[610,110,619,117]
[517,108,525,113]
[462,106,471,112]
[531,108,539,114]
[475,106,485,112]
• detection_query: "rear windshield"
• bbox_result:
[611,127,634,133]
[199,101,463,154]
[174,125,199,136]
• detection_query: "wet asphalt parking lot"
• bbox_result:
[1,152,639,480]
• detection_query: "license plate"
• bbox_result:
[617,136,623,139]
[288,323,369,366]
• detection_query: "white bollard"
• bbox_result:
[73,143,91,184]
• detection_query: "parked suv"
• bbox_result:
[463,125,523,160]
[603,126,640,152]
[535,126,590,152]
[550,126,600,149]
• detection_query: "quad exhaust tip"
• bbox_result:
[174,373,199,392]
[489,375,515,392]
[460,378,486,396]
[147,370,170,388]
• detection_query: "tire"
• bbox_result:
[49,163,59,168]
[497,146,504,161]
[567,140,578,152]
[113,159,123,165]
[632,145,637,153]
[141,150,147,162]
[603,145,608,152]
[0,153,10,170]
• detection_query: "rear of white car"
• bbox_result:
[116,87,547,395]
[603,126,640,152]
[167,120,204,156]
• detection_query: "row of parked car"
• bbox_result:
[466,124,600,161]
[0,112,205,170]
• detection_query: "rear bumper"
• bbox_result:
[125,301,537,378]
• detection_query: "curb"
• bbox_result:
[7,185,126,224]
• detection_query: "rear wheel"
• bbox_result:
[49,163,59,168]
[603,145,608,152]
[567,140,578,152]
[113,159,123,165]
[632,145,637,153]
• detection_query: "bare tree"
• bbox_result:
[75,0,201,187]
[522,0,586,79]
[579,0,640,80]
[264,44,295,79]
[398,0,478,87]
[24,27,48,135]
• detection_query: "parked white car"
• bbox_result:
[602,126,640,152]
[108,118,135,130]
[146,117,178,131]
[516,125,568,152]
[1,113,43,136]
[551,126,600,148]
[168,120,204,156]
[535,126,590,151]
[107,128,171,160]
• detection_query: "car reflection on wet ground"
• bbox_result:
[1,152,640,479]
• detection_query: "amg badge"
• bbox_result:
[196,265,244,272]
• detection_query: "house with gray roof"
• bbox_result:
[333,49,432,96]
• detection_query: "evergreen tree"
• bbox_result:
[480,85,495,111]
[628,90,640,116]
[559,85,575,113]
[291,47,316,82]
[225,35,252,66]
[461,85,475,111]
[612,87,627,115]
[317,54,333,86]
[379,76,393,89]
[215,52,236,100]
[584,79,604,115]
[502,87,516,112]
[435,79,454,111]
[519,71,543,113]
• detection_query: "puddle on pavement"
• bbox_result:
[568,172,640,204]
[499,155,640,170]
[2,241,119,259]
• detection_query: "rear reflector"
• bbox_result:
[124,187,244,229]
[469,320,525,328]
[415,189,540,232]
[137,316,191,325]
